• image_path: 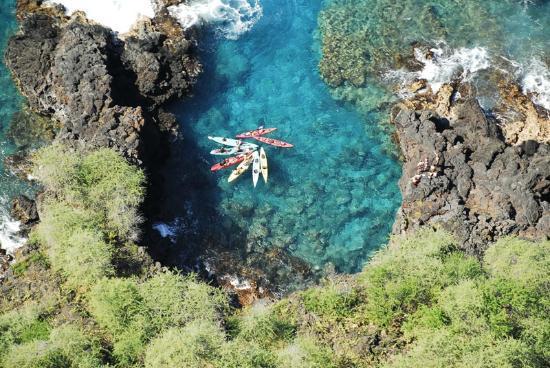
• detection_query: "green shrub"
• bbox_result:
[32,145,145,239]
[0,304,49,361]
[232,301,295,347]
[381,328,532,368]
[35,202,112,288]
[80,148,145,239]
[174,276,229,325]
[216,340,278,368]
[11,251,49,277]
[358,229,477,326]
[112,316,150,368]
[87,278,144,336]
[2,324,104,368]
[277,337,336,368]
[301,282,361,320]
[144,321,225,368]
[31,144,81,200]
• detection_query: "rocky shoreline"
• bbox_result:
[392,86,549,254]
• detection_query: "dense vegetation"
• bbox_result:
[1,146,548,367]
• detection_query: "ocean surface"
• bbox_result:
[0,0,548,280]
[0,0,33,253]
[168,0,401,275]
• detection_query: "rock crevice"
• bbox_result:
[393,96,549,254]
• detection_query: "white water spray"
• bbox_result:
[44,0,156,33]
[415,46,491,92]
[0,196,26,255]
[168,0,262,39]
[521,59,550,111]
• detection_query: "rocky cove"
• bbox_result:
[1,0,549,304]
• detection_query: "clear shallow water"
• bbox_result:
[0,0,34,253]
[320,0,550,111]
[170,0,402,274]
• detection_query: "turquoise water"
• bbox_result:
[170,0,402,274]
[0,0,33,251]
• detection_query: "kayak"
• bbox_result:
[228,154,254,182]
[252,150,260,187]
[211,155,247,172]
[235,127,277,139]
[259,147,268,183]
[208,136,243,147]
[210,146,257,155]
[251,136,294,148]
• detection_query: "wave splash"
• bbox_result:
[168,0,262,40]
[521,59,550,111]
[0,196,26,255]
[415,46,491,93]
[44,0,156,34]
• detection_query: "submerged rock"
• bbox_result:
[393,97,550,254]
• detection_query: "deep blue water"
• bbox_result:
[171,0,402,274]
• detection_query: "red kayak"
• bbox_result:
[235,127,277,139]
[251,136,293,148]
[210,155,247,172]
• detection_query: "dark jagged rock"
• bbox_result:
[5,5,201,165]
[393,98,550,255]
[11,195,39,228]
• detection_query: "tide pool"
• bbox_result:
[169,0,402,274]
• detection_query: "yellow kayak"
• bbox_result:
[260,147,268,183]
[252,150,260,188]
[228,154,254,183]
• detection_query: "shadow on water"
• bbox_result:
[144,38,315,294]
[144,0,403,294]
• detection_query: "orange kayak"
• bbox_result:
[210,155,247,172]
[251,136,293,148]
[235,127,277,139]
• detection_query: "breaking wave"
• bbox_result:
[44,0,156,34]
[415,45,491,93]
[521,59,550,111]
[0,196,25,255]
[168,0,262,40]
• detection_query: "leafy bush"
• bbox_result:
[2,324,104,368]
[144,321,225,368]
[216,340,278,368]
[140,272,229,330]
[32,145,145,239]
[277,337,336,368]
[87,277,144,336]
[230,301,295,347]
[0,304,50,364]
[358,228,480,327]
[35,201,112,288]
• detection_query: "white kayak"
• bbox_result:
[208,136,258,149]
[259,147,268,183]
[252,150,260,188]
[210,146,257,156]
[228,154,254,182]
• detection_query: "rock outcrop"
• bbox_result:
[393,96,550,254]
[5,1,201,164]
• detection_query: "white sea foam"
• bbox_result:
[168,0,262,39]
[0,199,26,255]
[44,0,156,34]
[521,59,550,111]
[415,46,491,92]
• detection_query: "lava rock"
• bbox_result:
[393,98,550,255]
[5,6,201,165]
[11,195,39,227]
